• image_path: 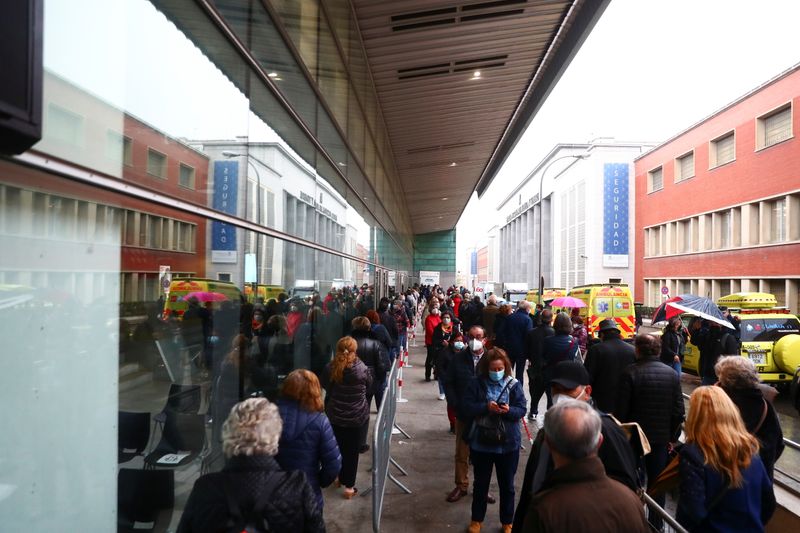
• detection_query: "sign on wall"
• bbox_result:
[212,160,238,263]
[603,163,629,267]
[419,270,440,286]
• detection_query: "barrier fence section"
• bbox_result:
[371,358,411,532]
[642,492,688,533]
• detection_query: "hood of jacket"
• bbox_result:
[277,398,320,442]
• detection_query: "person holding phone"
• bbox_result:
[462,348,527,533]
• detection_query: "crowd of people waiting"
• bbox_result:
[176,281,785,532]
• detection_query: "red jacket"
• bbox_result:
[452,296,462,318]
[425,314,442,346]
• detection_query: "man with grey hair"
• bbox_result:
[522,400,648,532]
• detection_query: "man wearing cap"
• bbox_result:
[512,361,640,531]
[583,318,635,414]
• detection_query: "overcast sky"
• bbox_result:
[455,0,800,274]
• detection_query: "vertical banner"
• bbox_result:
[603,163,629,267]
[212,160,238,263]
[159,265,171,294]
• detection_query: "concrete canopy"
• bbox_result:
[352,0,611,234]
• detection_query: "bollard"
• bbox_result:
[396,352,408,403]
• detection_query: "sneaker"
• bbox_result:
[527,412,537,421]
[438,393,446,401]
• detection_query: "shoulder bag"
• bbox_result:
[472,379,514,446]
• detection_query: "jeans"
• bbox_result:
[470,449,519,524]
[398,332,407,353]
[672,360,682,376]
[438,376,446,395]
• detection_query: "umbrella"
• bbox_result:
[550,296,587,308]
[182,291,228,303]
[651,296,685,324]
[666,297,734,329]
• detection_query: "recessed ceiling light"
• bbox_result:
[449,162,457,167]
[441,197,448,201]
[471,70,482,79]
[337,161,347,167]
[438,216,443,219]
[268,72,279,78]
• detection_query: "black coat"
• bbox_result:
[525,324,555,370]
[660,328,685,365]
[616,356,685,445]
[583,336,635,414]
[724,386,784,479]
[691,326,740,378]
[177,455,324,533]
[350,329,389,390]
[444,348,479,421]
[322,359,372,427]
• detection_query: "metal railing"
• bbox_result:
[642,492,689,533]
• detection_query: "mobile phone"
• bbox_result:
[497,401,507,407]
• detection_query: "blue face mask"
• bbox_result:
[453,341,465,351]
[489,370,505,383]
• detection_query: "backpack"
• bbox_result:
[222,473,282,533]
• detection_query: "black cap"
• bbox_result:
[598,318,620,332]
[549,361,590,389]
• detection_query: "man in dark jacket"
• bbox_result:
[513,361,641,532]
[482,295,500,341]
[690,319,739,385]
[524,309,555,420]
[583,319,635,414]
[379,298,400,360]
[616,333,684,530]
[496,301,533,384]
[443,325,493,504]
[522,399,649,533]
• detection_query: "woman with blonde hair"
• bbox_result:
[677,386,775,531]
[321,336,372,498]
[276,369,342,510]
[178,398,324,532]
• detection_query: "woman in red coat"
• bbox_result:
[424,301,442,382]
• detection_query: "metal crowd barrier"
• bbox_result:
[642,492,689,533]
[369,358,411,533]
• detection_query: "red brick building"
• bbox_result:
[635,63,800,312]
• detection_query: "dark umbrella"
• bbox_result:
[666,295,734,329]
[651,296,684,324]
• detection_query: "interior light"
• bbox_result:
[471,70,482,79]
[441,197,448,201]
[268,72,279,78]
[449,162,457,167]
[337,161,347,167]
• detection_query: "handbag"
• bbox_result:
[647,453,680,497]
[472,380,513,446]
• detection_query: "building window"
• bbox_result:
[680,220,692,253]
[47,103,84,147]
[179,163,195,189]
[757,104,792,150]
[147,148,167,178]
[771,198,787,243]
[675,151,694,182]
[710,131,735,167]
[720,210,731,248]
[648,167,663,192]
[218,273,231,282]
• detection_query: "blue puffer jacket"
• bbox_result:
[275,399,342,508]
[462,376,527,454]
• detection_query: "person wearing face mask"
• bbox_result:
[462,349,526,533]
[444,325,496,504]
[424,302,443,382]
[440,334,466,433]
[432,311,462,398]
[512,361,640,532]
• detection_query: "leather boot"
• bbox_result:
[501,525,512,533]
[467,521,481,533]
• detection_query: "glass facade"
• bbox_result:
[0,0,413,529]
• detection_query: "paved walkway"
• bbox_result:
[324,328,541,533]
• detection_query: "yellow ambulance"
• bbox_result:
[682,292,800,384]
[244,284,287,304]
[526,288,567,305]
[566,284,636,340]
[162,278,242,320]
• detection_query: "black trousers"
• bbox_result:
[527,366,546,415]
[332,424,363,488]
[425,345,437,380]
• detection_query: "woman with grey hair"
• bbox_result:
[715,356,784,479]
[177,398,324,532]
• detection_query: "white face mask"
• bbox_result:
[469,338,484,352]
[552,386,587,406]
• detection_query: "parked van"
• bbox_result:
[503,283,529,304]
[566,284,636,340]
[162,278,242,320]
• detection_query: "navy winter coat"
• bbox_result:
[462,376,526,453]
[496,309,533,360]
[276,399,342,508]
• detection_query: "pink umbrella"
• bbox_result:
[550,296,587,308]
[182,291,228,303]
